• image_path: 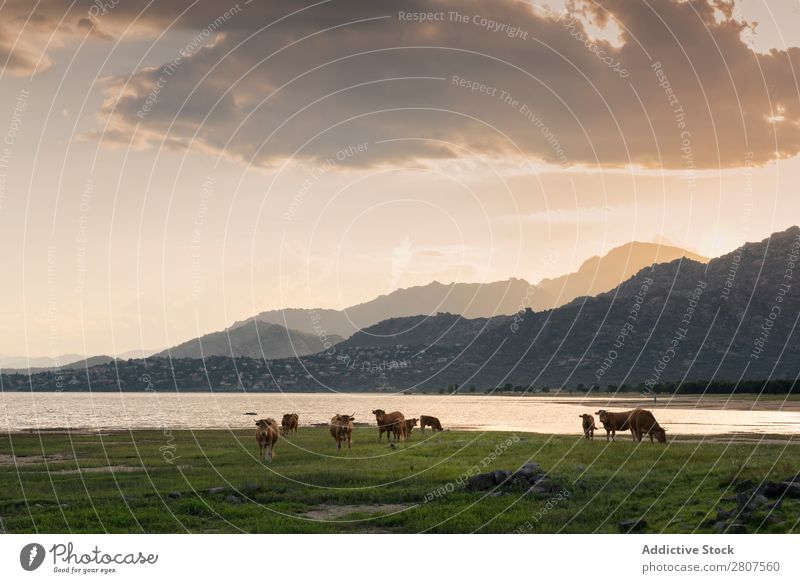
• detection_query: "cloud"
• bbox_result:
[0,28,52,76]
[6,0,800,169]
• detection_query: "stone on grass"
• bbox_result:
[467,472,497,491]
[618,519,647,533]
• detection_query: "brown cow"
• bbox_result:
[372,409,406,441]
[629,408,667,443]
[419,415,443,432]
[404,418,419,440]
[255,418,280,462]
[579,414,597,440]
[595,409,634,441]
[281,413,299,436]
[329,413,355,452]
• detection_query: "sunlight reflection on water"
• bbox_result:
[2,392,800,436]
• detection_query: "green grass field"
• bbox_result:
[0,428,797,533]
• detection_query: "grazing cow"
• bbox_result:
[281,413,299,436]
[404,418,419,440]
[629,408,667,443]
[372,409,406,441]
[329,413,355,452]
[255,418,280,462]
[579,414,597,440]
[419,415,443,432]
[595,409,635,441]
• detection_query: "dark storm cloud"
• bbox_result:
[4,0,800,169]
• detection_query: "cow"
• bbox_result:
[419,415,443,432]
[329,413,355,452]
[255,418,280,462]
[595,409,634,441]
[281,413,299,436]
[579,414,597,440]
[629,408,667,443]
[372,409,406,441]
[404,418,419,440]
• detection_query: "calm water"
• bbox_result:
[2,392,800,436]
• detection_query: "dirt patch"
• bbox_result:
[0,453,73,465]
[300,503,412,521]
[50,464,190,474]
[53,465,146,474]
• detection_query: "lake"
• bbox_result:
[2,392,800,437]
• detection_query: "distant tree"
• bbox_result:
[469,385,476,393]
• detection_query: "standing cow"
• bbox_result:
[404,418,419,440]
[330,413,355,452]
[255,418,280,462]
[372,409,406,442]
[281,413,299,436]
[579,414,597,440]
[595,409,633,441]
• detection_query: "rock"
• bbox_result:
[531,477,554,491]
[716,509,733,521]
[780,481,800,498]
[515,462,541,478]
[506,475,528,489]
[239,483,261,494]
[224,495,243,505]
[714,521,728,532]
[167,492,182,499]
[737,491,770,511]
[207,487,226,495]
[618,519,647,533]
[123,495,136,502]
[760,480,800,499]
[576,464,585,473]
[728,522,746,534]
[467,472,497,491]
[493,470,511,485]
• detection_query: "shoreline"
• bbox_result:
[3,426,798,444]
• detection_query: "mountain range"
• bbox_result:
[172,241,704,359]
[7,228,798,392]
[325,226,800,389]
[155,321,342,359]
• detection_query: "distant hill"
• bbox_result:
[233,278,534,339]
[236,242,705,339]
[330,227,798,388]
[532,241,707,310]
[1,355,116,374]
[156,321,341,359]
[0,353,85,369]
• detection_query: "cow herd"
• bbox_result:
[254,406,667,462]
[253,410,445,460]
[579,408,667,443]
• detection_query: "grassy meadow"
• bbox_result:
[0,427,798,533]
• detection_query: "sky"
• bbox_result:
[0,0,799,358]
